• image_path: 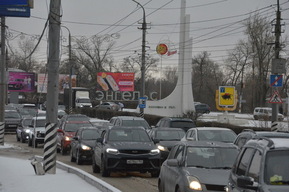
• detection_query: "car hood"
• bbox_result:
[158,140,180,148]
[82,140,96,148]
[186,167,231,185]
[64,132,76,137]
[34,127,45,132]
[108,141,155,150]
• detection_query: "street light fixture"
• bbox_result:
[132,0,147,118]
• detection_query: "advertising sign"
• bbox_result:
[219,86,235,106]
[0,6,30,17]
[8,72,35,92]
[37,74,76,94]
[97,72,135,92]
[0,0,29,5]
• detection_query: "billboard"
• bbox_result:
[97,72,135,92]
[8,72,35,92]
[0,0,29,6]
[37,74,76,94]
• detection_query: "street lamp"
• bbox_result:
[132,0,147,118]
[62,26,73,114]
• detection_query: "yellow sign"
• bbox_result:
[219,86,235,106]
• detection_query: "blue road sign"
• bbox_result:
[270,75,283,87]
[138,97,147,108]
[0,6,30,17]
[0,0,29,6]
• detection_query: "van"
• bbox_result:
[253,107,284,121]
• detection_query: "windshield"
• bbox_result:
[64,123,92,132]
[186,146,238,168]
[35,119,46,127]
[81,129,100,140]
[78,99,91,103]
[5,111,21,119]
[108,129,151,142]
[155,130,185,141]
[264,150,289,185]
[197,130,236,143]
[122,120,150,129]
[171,121,195,128]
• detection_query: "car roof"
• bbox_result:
[110,125,146,130]
[245,137,289,149]
[187,127,235,131]
[32,116,46,120]
[163,117,194,121]
[179,140,238,148]
[111,116,145,120]
[152,127,185,131]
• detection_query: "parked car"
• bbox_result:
[154,117,196,132]
[109,116,151,130]
[92,126,161,177]
[253,107,284,121]
[27,116,46,148]
[181,127,237,143]
[227,137,289,191]
[57,120,93,155]
[16,117,32,143]
[195,103,210,114]
[233,129,289,149]
[4,109,22,133]
[70,127,101,165]
[96,102,120,111]
[148,128,185,164]
[158,141,239,192]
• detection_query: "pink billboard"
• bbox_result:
[96,72,135,92]
[8,72,35,92]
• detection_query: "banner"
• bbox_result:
[8,72,35,92]
[96,72,134,92]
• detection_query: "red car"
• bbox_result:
[57,120,93,155]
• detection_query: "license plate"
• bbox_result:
[127,160,143,164]
[8,125,16,127]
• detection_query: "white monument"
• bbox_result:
[140,0,195,117]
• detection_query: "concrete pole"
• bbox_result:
[0,17,6,145]
[43,0,61,174]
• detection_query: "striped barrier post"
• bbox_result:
[0,122,4,145]
[43,123,58,174]
[271,121,278,132]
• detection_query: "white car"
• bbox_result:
[253,107,284,121]
[27,116,46,148]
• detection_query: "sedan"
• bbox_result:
[92,126,161,177]
[70,127,101,165]
[16,117,32,143]
[158,141,239,192]
[181,127,237,143]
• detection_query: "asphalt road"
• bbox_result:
[0,134,158,192]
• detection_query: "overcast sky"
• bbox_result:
[5,0,289,70]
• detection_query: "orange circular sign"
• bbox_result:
[156,43,168,55]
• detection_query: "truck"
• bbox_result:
[63,87,92,109]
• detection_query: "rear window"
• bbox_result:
[108,129,151,142]
[170,121,195,129]
[122,120,150,129]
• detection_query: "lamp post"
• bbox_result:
[132,0,147,118]
[62,26,73,114]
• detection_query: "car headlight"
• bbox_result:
[187,176,202,191]
[80,144,91,150]
[25,129,31,133]
[150,148,160,155]
[157,144,168,152]
[106,148,119,154]
[64,136,72,141]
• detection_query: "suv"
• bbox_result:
[154,117,196,132]
[227,137,289,191]
[109,116,151,130]
[233,129,289,149]
[195,103,210,114]
[4,110,22,133]
[27,116,46,148]
[253,107,284,121]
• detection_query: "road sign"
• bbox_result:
[269,91,283,103]
[0,6,30,17]
[272,58,286,74]
[270,75,283,87]
[219,86,235,106]
[138,97,147,108]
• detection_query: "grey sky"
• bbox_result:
[5,0,289,70]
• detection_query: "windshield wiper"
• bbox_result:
[210,166,232,169]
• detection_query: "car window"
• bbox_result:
[235,136,249,148]
[236,148,255,176]
[155,130,185,140]
[108,129,151,142]
[122,120,150,129]
[64,123,92,132]
[170,121,195,128]
[247,150,262,181]
[197,130,236,143]
[174,145,185,162]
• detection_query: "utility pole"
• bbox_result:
[0,17,6,145]
[43,0,61,174]
[271,0,282,131]
[132,0,147,118]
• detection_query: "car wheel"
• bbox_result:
[100,158,110,177]
[20,133,25,143]
[92,155,100,173]
[16,133,20,142]
[158,180,164,192]
[70,151,76,162]
[150,170,160,178]
[253,115,258,120]
[76,150,82,165]
[28,137,32,146]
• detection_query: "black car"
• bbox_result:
[92,126,161,177]
[70,127,101,165]
[4,110,22,133]
[154,117,196,132]
[158,141,239,192]
[195,103,210,114]
[16,117,32,143]
[148,128,185,164]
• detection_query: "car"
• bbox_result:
[57,120,93,155]
[27,116,46,148]
[233,129,289,149]
[253,107,284,121]
[92,126,161,177]
[148,128,185,164]
[181,127,237,143]
[227,137,289,192]
[16,117,32,143]
[89,118,109,130]
[97,102,120,111]
[154,117,196,132]
[70,127,101,165]
[8,78,25,90]
[158,140,239,192]
[59,113,90,127]
[195,103,210,114]
[4,109,22,133]
[57,109,67,119]
[109,116,151,130]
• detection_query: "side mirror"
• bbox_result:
[237,176,258,190]
[166,159,179,167]
[153,138,160,144]
[96,137,103,143]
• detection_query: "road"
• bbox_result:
[0,134,158,192]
